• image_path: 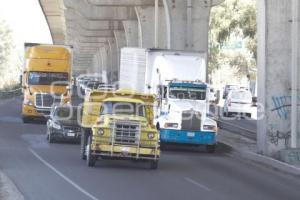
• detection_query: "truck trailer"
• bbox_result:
[119,48,218,152]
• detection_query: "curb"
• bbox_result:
[0,171,24,200]
[220,139,300,176]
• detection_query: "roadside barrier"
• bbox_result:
[0,87,22,99]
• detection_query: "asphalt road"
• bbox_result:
[0,98,300,200]
[209,104,257,139]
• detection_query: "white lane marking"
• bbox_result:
[29,149,100,200]
[184,177,211,192]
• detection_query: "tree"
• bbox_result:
[209,0,257,77]
[0,20,13,71]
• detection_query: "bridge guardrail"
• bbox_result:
[0,87,22,99]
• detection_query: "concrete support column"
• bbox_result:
[123,20,139,47]
[190,1,210,52]
[100,47,108,83]
[165,0,187,50]
[135,6,167,48]
[257,0,300,158]
[107,38,118,82]
[114,30,126,80]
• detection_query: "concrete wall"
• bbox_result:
[257,0,300,157]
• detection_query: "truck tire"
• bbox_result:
[47,128,55,144]
[86,135,96,167]
[80,128,90,160]
[206,145,216,153]
[150,160,158,169]
[22,116,31,124]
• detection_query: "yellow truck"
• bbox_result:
[80,89,160,169]
[22,44,72,123]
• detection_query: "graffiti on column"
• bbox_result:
[271,95,300,120]
[268,125,291,147]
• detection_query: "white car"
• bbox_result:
[223,90,253,118]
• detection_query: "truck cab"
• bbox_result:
[21,45,72,123]
[80,89,160,169]
[155,80,218,153]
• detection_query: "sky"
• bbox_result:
[0,0,53,48]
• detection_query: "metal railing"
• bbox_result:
[0,87,22,99]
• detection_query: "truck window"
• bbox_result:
[169,87,206,100]
[100,102,146,117]
[28,72,68,85]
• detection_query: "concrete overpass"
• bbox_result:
[39,0,224,80]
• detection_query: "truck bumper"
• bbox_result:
[22,104,44,118]
[160,129,217,145]
[91,144,160,160]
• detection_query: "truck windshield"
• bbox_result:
[54,107,77,120]
[169,87,206,100]
[28,72,68,85]
[100,102,146,117]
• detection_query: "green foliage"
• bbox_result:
[209,0,257,77]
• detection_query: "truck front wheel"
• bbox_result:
[86,136,96,167]
[150,160,159,169]
[80,128,90,160]
[206,144,216,153]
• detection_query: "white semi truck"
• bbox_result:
[119,48,218,152]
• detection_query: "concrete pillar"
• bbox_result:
[114,30,126,79]
[123,20,139,47]
[107,38,118,82]
[100,47,108,83]
[257,0,300,158]
[163,0,210,51]
[190,1,210,52]
[135,6,167,48]
[164,0,187,50]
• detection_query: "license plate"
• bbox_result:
[187,132,195,137]
[67,132,75,137]
[121,147,130,152]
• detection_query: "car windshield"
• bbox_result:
[231,91,252,101]
[227,85,238,90]
[54,107,77,120]
[100,102,146,117]
[169,87,206,100]
[28,72,68,85]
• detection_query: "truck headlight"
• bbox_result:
[24,99,33,106]
[97,128,104,136]
[203,125,216,131]
[148,132,155,139]
[164,123,178,128]
[52,122,61,129]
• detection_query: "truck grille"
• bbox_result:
[35,93,61,108]
[181,110,201,131]
[111,121,141,145]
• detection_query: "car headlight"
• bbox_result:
[203,125,216,131]
[97,128,104,136]
[148,132,155,139]
[52,122,61,129]
[164,123,178,128]
[24,99,33,106]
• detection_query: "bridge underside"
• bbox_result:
[39,0,223,80]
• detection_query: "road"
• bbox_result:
[0,98,300,200]
[209,104,257,139]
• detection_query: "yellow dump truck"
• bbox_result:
[22,44,72,123]
[80,89,160,169]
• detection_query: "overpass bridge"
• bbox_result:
[0,1,300,199]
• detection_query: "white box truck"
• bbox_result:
[119,48,218,153]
